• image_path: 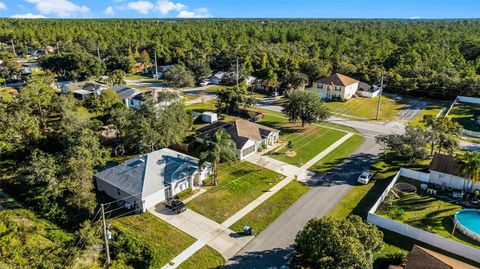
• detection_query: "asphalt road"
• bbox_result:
[224,136,381,268]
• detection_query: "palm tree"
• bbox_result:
[199,129,237,186]
[461,151,480,192]
[264,68,278,90]
[107,70,126,87]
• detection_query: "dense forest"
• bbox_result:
[2,19,480,97]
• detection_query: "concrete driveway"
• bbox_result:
[225,136,381,268]
[149,205,252,260]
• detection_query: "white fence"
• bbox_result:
[367,168,480,264]
[462,129,480,138]
[457,96,480,105]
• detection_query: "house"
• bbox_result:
[356,81,382,98]
[112,85,137,106]
[127,89,181,109]
[396,245,477,269]
[314,73,359,100]
[201,111,218,124]
[195,119,280,160]
[209,72,226,85]
[429,153,480,191]
[64,81,107,100]
[95,148,211,212]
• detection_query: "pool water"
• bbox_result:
[456,210,480,235]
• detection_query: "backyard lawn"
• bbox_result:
[177,246,225,269]
[185,100,217,112]
[448,102,480,131]
[111,213,198,268]
[325,161,480,268]
[376,178,480,250]
[187,162,285,223]
[270,124,346,166]
[309,134,365,174]
[324,95,404,121]
[230,180,309,234]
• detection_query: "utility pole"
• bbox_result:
[101,204,111,267]
[96,41,101,60]
[236,57,239,87]
[11,39,16,58]
[375,74,384,121]
[154,50,159,80]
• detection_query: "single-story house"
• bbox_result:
[400,245,476,269]
[112,85,137,106]
[429,153,479,191]
[314,73,359,100]
[66,81,107,100]
[356,81,381,98]
[195,119,280,160]
[95,148,211,212]
[127,89,181,109]
[209,72,226,85]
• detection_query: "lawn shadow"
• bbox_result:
[224,247,292,269]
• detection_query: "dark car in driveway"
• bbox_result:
[165,199,187,214]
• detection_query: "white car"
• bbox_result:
[199,81,210,87]
[357,171,373,184]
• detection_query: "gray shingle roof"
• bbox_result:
[95,148,204,198]
[112,86,136,100]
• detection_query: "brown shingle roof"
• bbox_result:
[405,245,476,269]
[315,73,359,87]
[429,153,464,178]
[194,119,279,149]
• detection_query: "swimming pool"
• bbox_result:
[455,209,480,242]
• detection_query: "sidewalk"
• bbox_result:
[161,240,205,269]
[300,132,354,169]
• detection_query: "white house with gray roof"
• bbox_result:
[94,148,211,212]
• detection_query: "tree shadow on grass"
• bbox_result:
[312,152,379,187]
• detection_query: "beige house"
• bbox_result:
[195,119,280,160]
[429,153,480,191]
[314,73,359,100]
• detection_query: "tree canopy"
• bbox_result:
[282,90,331,127]
[3,19,480,97]
[292,215,383,269]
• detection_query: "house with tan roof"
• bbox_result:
[314,73,360,100]
[428,153,480,191]
[195,119,280,160]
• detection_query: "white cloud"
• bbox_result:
[26,0,89,17]
[177,8,210,18]
[156,0,185,15]
[410,16,421,19]
[11,13,46,18]
[0,2,6,10]
[105,6,114,15]
[127,1,154,14]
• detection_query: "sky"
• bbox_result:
[0,0,479,19]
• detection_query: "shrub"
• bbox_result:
[387,205,405,221]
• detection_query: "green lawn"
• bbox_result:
[111,213,196,268]
[76,106,95,120]
[270,124,346,167]
[309,134,365,174]
[409,104,444,127]
[448,102,480,131]
[376,178,480,250]
[185,101,217,112]
[177,246,225,269]
[187,162,285,223]
[324,95,404,121]
[125,74,150,80]
[230,180,309,234]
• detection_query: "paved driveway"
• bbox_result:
[225,136,380,268]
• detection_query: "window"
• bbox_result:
[317,84,323,89]
[335,86,341,91]
[117,188,121,196]
[130,99,134,106]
